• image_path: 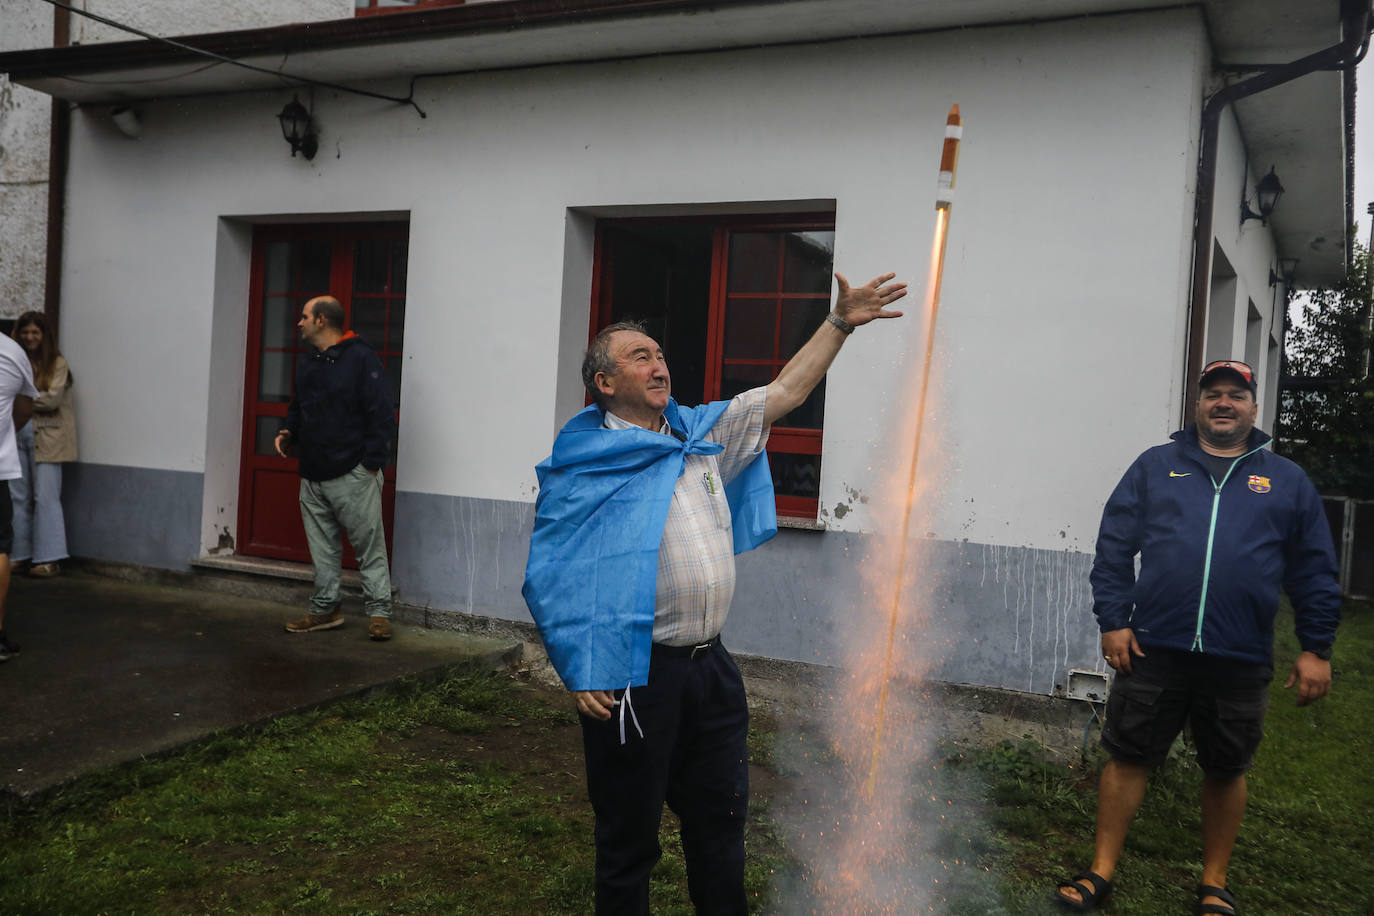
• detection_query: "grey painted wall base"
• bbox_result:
[391,490,536,622]
[64,478,1106,698]
[391,491,1107,698]
[64,462,203,570]
[733,531,1102,697]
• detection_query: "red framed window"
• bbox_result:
[354,0,466,15]
[592,214,835,519]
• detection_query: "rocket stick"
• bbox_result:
[863,104,962,799]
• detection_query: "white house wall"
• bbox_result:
[58,8,1225,695]
[67,1,352,45]
[1209,106,1287,428]
[0,1,357,317]
[0,1,55,318]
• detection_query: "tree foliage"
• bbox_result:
[1277,243,1374,497]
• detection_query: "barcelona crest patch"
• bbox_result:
[1248,475,1271,494]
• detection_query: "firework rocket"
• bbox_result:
[937,103,962,209]
[863,104,962,799]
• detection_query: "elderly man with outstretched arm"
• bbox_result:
[1055,360,1341,915]
[524,271,906,915]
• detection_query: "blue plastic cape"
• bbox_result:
[522,398,777,691]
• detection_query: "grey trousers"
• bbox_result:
[299,463,392,618]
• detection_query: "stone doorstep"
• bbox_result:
[190,553,376,590]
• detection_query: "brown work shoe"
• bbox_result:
[28,562,60,579]
[369,616,392,641]
[285,610,343,633]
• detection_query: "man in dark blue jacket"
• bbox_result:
[274,296,396,641]
[1056,360,1340,915]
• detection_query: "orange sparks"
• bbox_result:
[862,104,962,800]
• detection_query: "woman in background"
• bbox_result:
[11,312,75,577]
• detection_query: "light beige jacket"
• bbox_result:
[32,355,76,463]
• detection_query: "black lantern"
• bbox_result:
[1268,257,1299,288]
[277,95,318,160]
[1241,165,1284,226]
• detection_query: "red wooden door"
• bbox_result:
[237,222,408,564]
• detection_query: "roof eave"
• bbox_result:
[0,0,791,82]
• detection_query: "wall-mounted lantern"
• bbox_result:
[276,95,318,160]
[109,105,141,139]
[1268,258,1299,288]
[1241,165,1284,227]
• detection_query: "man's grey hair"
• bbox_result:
[582,320,649,408]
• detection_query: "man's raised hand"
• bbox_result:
[834,272,908,326]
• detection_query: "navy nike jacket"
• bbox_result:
[285,332,396,482]
[1090,426,1340,666]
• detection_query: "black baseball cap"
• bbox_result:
[1199,359,1257,396]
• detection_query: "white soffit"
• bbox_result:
[1207,0,1354,280]
[5,1,1209,103]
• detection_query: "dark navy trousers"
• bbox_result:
[579,640,750,915]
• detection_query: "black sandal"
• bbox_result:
[1054,871,1112,911]
[1198,884,1237,915]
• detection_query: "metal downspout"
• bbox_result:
[1183,0,1372,419]
[42,4,70,332]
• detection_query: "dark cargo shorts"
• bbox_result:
[1100,646,1273,776]
[0,480,11,556]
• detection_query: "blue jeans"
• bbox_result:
[11,423,68,565]
[299,463,392,617]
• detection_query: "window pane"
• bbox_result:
[255,416,284,456]
[391,238,409,293]
[782,230,835,292]
[779,297,830,357]
[259,350,294,403]
[723,297,776,360]
[726,232,780,293]
[387,296,406,352]
[298,239,332,294]
[385,356,402,409]
[771,451,821,500]
[778,379,825,430]
[352,298,387,349]
[264,242,290,293]
[263,296,295,349]
[353,239,391,294]
[720,362,774,401]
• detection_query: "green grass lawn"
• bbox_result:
[967,597,1374,914]
[0,672,794,915]
[2,599,1369,914]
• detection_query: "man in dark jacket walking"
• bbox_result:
[1056,360,1340,915]
[274,296,396,641]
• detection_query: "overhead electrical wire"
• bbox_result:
[36,0,427,117]
[53,60,224,86]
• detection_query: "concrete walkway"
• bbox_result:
[0,569,523,800]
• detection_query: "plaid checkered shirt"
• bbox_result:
[603,386,770,646]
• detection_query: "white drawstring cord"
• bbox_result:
[618,683,643,745]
